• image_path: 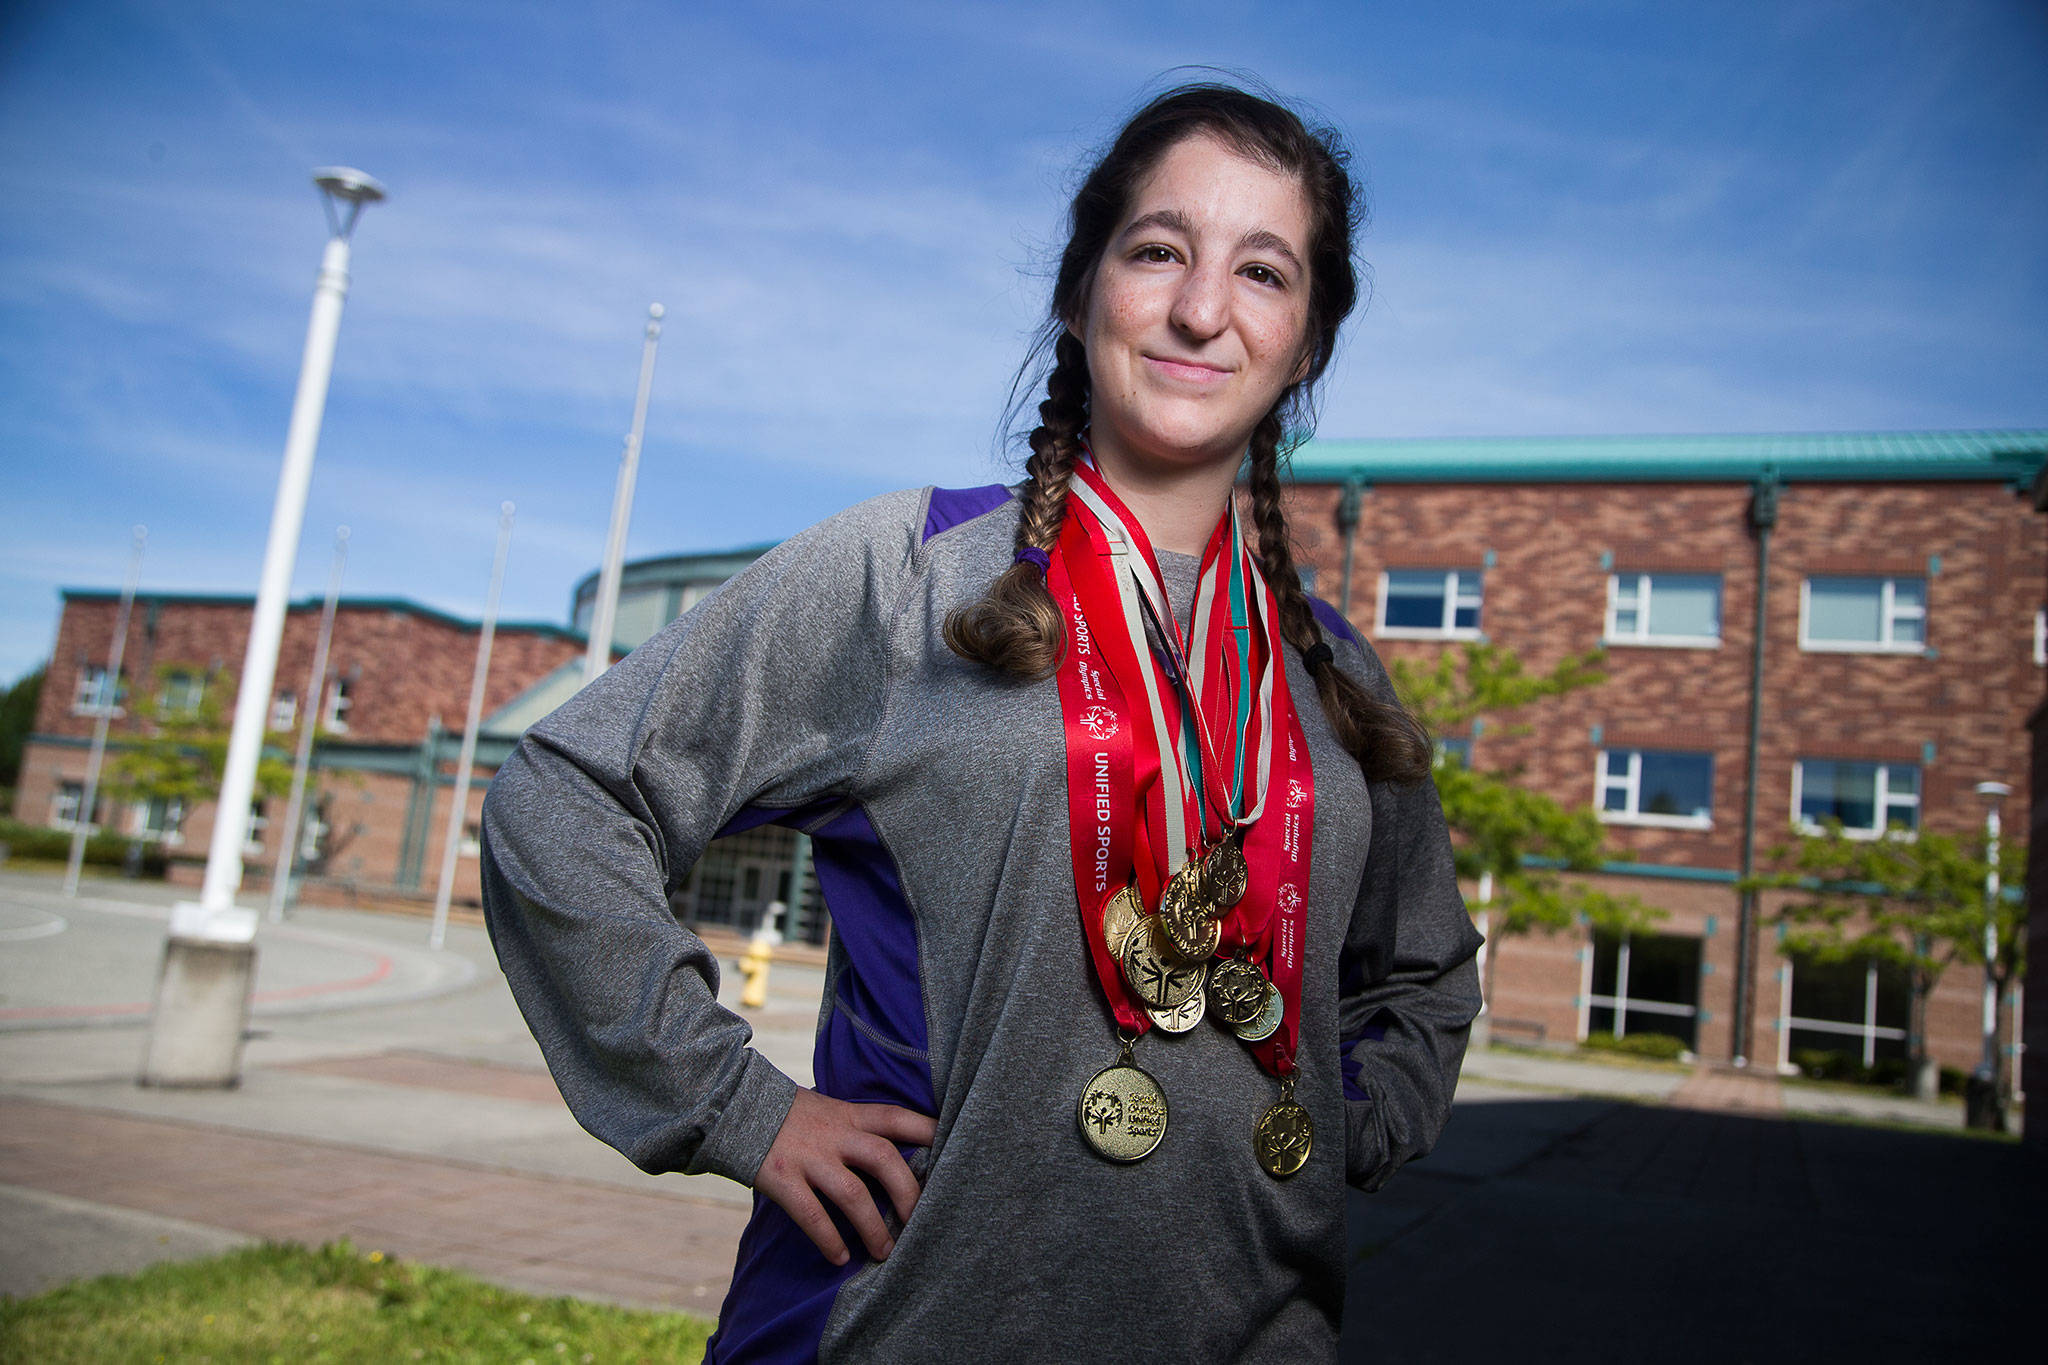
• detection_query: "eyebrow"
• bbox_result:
[1118,210,1305,278]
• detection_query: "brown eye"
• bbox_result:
[1136,244,1177,264]
[1242,264,1281,287]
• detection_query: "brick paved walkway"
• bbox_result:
[0,1095,751,1312]
[1668,1064,1783,1114]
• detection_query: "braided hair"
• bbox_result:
[944,81,1431,783]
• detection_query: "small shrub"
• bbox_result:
[0,818,167,876]
[1583,1030,1687,1061]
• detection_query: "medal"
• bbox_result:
[1203,834,1248,911]
[1232,980,1284,1043]
[1253,1075,1313,1178]
[1078,1041,1168,1162]
[1120,918,1205,1009]
[1101,884,1143,961]
[1207,956,1269,1027]
[1158,860,1220,963]
[1148,986,1205,1033]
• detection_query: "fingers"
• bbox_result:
[852,1102,938,1148]
[847,1131,924,1226]
[762,1173,851,1267]
[819,1164,896,1263]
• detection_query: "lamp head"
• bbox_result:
[1975,781,2013,800]
[311,167,386,240]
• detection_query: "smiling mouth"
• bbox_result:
[1144,355,1233,384]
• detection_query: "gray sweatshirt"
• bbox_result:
[480,484,1482,1364]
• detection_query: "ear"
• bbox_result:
[1288,345,1314,388]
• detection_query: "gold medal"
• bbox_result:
[1078,1044,1168,1162]
[1207,957,1269,1027]
[1101,884,1143,958]
[1120,918,1206,1009]
[1148,983,1206,1033]
[1232,980,1284,1043]
[1203,835,1249,911]
[1254,1076,1312,1178]
[1158,861,1220,964]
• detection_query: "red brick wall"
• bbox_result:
[1287,477,2042,1065]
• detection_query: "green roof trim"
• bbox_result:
[1288,429,2048,486]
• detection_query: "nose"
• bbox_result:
[1168,261,1229,341]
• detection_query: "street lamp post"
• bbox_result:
[140,168,382,1088]
[430,503,516,951]
[1968,781,2012,1130]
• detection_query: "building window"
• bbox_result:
[1605,573,1721,647]
[1377,568,1483,639]
[1800,576,1925,652]
[1793,759,1919,837]
[1434,735,1473,770]
[1779,951,1909,1074]
[1597,749,1714,828]
[72,665,125,714]
[2035,607,2045,667]
[1584,929,1700,1049]
[133,795,185,844]
[270,691,298,731]
[51,781,88,831]
[324,676,354,733]
[159,670,205,716]
[244,799,268,856]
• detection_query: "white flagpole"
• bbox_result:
[63,525,146,898]
[430,502,515,950]
[267,527,349,922]
[583,303,665,683]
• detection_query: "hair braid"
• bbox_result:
[943,333,1089,678]
[1246,415,1433,784]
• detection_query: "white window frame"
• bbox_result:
[1776,956,1909,1072]
[131,795,186,846]
[1791,759,1920,840]
[159,670,205,717]
[270,691,298,731]
[324,676,353,733]
[1596,749,1714,830]
[2034,607,2045,667]
[72,665,123,716]
[1583,929,1701,1044]
[1798,575,1926,654]
[1603,572,1722,648]
[50,780,89,832]
[244,798,268,857]
[1375,568,1484,641]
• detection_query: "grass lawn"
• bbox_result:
[0,1241,713,1364]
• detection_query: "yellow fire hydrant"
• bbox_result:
[738,934,773,1010]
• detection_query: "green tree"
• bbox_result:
[1753,819,2027,1097]
[1392,643,1664,1042]
[101,665,293,843]
[0,665,45,794]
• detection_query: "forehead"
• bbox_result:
[1119,131,1311,247]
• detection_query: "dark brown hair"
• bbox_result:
[944,82,1431,783]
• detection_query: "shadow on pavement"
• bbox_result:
[1344,1097,2040,1363]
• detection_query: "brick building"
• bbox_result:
[15,592,583,908]
[1281,429,2045,1077]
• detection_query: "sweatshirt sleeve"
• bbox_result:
[478,489,921,1186]
[1327,629,1486,1193]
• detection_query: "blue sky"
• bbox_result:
[3,0,2045,685]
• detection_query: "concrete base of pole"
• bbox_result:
[137,937,257,1089]
[1469,1011,1493,1051]
[1910,1056,1941,1103]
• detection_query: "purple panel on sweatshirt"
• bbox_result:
[922,484,1013,544]
[1310,595,1362,647]
[1340,1012,1393,1104]
[714,799,838,839]
[704,1194,868,1365]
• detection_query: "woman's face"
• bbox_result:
[1075,131,1314,478]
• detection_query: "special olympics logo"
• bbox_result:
[1286,779,1310,809]
[1080,706,1119,740]
[1276,883,1302,913]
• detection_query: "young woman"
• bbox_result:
[481,83,1481,1363]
